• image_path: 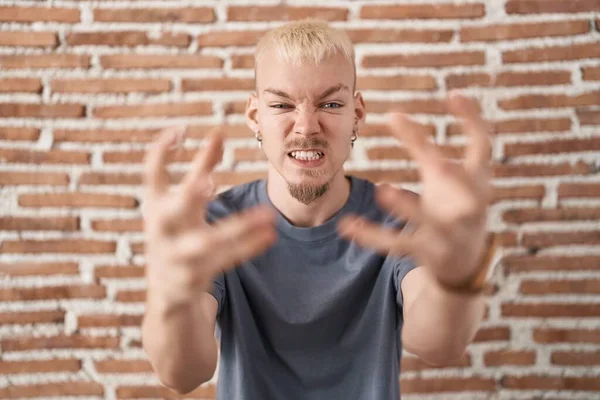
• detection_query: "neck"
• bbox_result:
[266,169,351,228]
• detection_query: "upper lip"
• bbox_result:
[288,149,325,153]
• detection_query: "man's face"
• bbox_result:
[247,50,365,203]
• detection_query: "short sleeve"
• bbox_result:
[209,273,226,317]
[392,256,419,307]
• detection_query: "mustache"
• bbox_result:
[285,137,329,151]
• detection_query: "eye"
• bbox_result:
[321,102,343,109]
[270,103,293,109]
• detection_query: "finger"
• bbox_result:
[387,113,444,171]
[376,184,423,226]
[447,92,492,175]
[144,126,186,196]
[338,215,414,257]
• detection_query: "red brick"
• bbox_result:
[401,354,470,372]
[446,71,571,89]
[0,127,40,141]
[368,99,446,114]
[0,6,80,23]
[401,377,495,393]
[499,91,600,110]
[559,182,600,198]
[502,303,600,318]
[461,20,589,42]
[484,350,536,366]
[100,54,222,69]
[0,54,90,69]
[0,78,42,93]
[0,285,105,301]
[346,169,419,184]
[92,218,143,233]
[347,29,453,44]
[0,171,69,186]
[0,148,89,164]
[187,124,252,139]
[0,31,57,47]
[367,145,463,161]
[115,290,145,303]
[228,6,347,21]
[54,129,156,143]
[523,230,600,247]
[361,123,436,138]
[503,255,600,274]
[94,265,145,279]
[78,314,142,328]
[583,66,600,81]
[0,382,103,398]
[0,240,116,254]
[116,384,215,399]
[182,77,254,92]
[0,310,65,325]
[493,161,591,178]
[492,185,545,203]
[503,42,600,63]
[67,31,189,47]
[95,359,152,373]
[534,328,600,343]
[0,216,79,231]
[19,193,137,209]
[52,78,171,93]
[0,103,84,118]
[79,172,142,186]
[93,101,212,119]
[231,54,254,69]
[473,326,511,342]
[506,0,600,14]
[448,118,572,136]
[520,279,600,295]
[501,375,600,391]
[94,7,215,23]
[505,138,600,156]
[0,262,79,276]
[361,4,485,19]
[0,359,81,374]
[363,51,485,68]
[503,206,600,223]
[224,101,247,115]
[2,335,119,351]
[552,351,600,366]
[357,75,437,91]
[197,30,266,47]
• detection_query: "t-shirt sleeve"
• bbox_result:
[392,256,419,307]
[209,273,226,317]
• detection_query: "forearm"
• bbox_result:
[142,292,218,393]
[401,269,485,365]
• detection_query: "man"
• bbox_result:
[141,20,496,399]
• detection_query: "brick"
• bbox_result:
[78,314,142,328]
[92,218,143,233]
[552,351,600,366]
[100,54,222,69]
[501,375,600,391]
[494,161,590,178]
[54,129,156,143]
[94,7,215,23]
[0,6,80,23]
[0,127,40,141]
[228,6,347,21]
[198,30,266,47]
[2,335,119,351]
[484,350,536,366]
[67,31,189,47]
[363,51,485,68]
[506,138,600,156]
[0,359,81,374]
[503,206,600,223]
[473,326,511,342]
[485,118,571,135]
[225,100,247,115]
[360,124,436,138]
[94,265,145,279]
[51,78,171,94]
[534,328,600,343]
[0,54,90,69]
[0,171,69,186]
[0,262,79,276]
[499,91,600,110]
[182,77,254,92]
[115,289,145,302]
[583,66,600,80]
[346,169,420,184]
[0,78,42,93]
[79,172,142,186]
[0,103,84,118]
[0,216,79,231]
[0,382,103,398]
[559,182,600,198]
[506,0,600,14]
[357,75,437,91]
[446,71,571,89]
[187,124,252,139]
[367,145,463,161]
[368,99,446,114]
[503,42,600,63]
[492,185,545,203]
[0,310,65,325]
[93,101,212,119]
[460,20,589,42]
[232,54,255,69]
[400,377,495,393]
[0,239,116,254]
[522,230,600,247]
[95,359,152,373]
[361,4,485,19]
[116,384,215,399]
[234,148,266,163]
[0,148,89,164]
[401,354,470,372]
[0,285,105,301]
[347,29,453,44]
[0,31,57,47]
[19,193,137,209]
[504,255,600,273]
[520,279,600,295]
[502,303,600,318]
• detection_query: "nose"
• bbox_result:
[293,105,320,137]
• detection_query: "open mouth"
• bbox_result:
[287,150,325,161]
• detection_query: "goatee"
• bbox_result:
[288,182,329,205]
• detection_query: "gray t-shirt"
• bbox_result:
[206,175,417,400]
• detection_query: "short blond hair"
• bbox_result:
[255,20,356,85]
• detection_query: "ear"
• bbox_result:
[245,92,260,133]
[353,91,366,129]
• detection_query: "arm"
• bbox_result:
[142,292,219,394]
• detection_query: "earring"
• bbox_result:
[351,130,358,148]
[255,131,262,149]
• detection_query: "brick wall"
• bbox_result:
[0,1,599,399]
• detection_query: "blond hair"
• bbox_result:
[255,20,356,85]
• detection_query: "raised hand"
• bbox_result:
[142,127,277,304]
[338,93,493,286]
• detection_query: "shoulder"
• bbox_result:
[206,179,263,222]
[351,175,408,231]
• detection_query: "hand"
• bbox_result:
[338,93,493,286]
[142,126,277,305]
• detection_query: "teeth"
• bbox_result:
[290,150,323,161]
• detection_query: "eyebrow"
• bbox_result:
[262,83,350,101]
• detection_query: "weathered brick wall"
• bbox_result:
[0,1,599,399]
